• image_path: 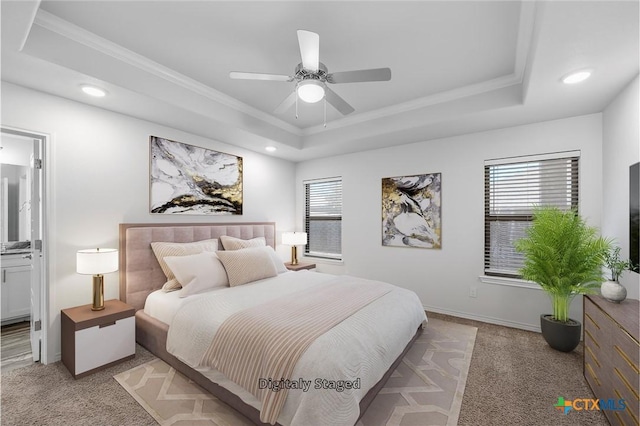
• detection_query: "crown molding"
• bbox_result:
[32,9,303,137]
[31,1,536,140]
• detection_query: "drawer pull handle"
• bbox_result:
[614,345,640,374]
[586,364,600,386]
[584,329,600,349]
[586,346,601,368]
[99,322,116,328]
[585,313,600,329]
[614,367,639,400]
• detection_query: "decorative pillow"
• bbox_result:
[216,246,278,287]
[150,239,218,291]
[264,245,287,274]
[219,235,266,251]
[164,252,229,297]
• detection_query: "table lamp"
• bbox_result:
[282,232,307,265]
[77,248,118,311]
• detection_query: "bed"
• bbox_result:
[119,222,427,426]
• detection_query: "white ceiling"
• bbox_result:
[1,1,638,162]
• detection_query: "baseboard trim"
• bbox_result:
[423,304,542,333]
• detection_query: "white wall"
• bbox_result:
[1,82,296,362]
[297,114,604,331]
[603,74,640,300]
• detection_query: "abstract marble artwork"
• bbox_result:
[150,136,243,215]
[382,173,441,248]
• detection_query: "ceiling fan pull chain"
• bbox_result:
[324,98,327,128]
[295,94,299,119]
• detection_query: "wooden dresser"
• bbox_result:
[584,295,639,426]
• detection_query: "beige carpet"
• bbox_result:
[114,317,477,426]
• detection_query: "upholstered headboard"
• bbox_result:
[118,222,276,311]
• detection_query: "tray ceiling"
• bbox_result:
[1,1,638,161]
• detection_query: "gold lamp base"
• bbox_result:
[290,246,299,265]
[92,274,105,311]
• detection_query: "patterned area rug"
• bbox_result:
[114,317,477,426]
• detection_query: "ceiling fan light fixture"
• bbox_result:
[297,80,325,103]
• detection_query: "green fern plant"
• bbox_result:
[515,206,611,323]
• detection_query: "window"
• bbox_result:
[304,178,342,260]
[484,152,579,278]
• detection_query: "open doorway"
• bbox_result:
[0,128,47,371]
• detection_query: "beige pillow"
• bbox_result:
[219,235,266,251]
[216,246,277,287]
[151,239,218,290]
[164,252,229,297]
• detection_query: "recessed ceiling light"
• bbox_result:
[81,85,107,97]
[561,70,592,85]
[265,146,277,152]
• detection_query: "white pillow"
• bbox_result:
[264,246,287,273]
[216,246,278,287]
[151,239,218,290]
[219,235,266,251]
[164,252,229,297]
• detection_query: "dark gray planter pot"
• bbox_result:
[540,314,581,352]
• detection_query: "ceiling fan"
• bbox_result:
[230,30,391,117]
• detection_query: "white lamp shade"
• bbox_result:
[77,248,119,275]
[282,232,308,246]
[297,80,325,103]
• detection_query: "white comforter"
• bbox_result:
[166,271,427,426]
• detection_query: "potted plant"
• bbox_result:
[515,206,610,352]
[601,245,633,303]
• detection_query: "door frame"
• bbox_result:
[1,126,50,364]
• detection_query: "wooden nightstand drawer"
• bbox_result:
[61,299,135,378]
[75,316,135,375]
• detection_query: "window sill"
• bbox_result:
[479,275,542,290]
[302,256,344,266]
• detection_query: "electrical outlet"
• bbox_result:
[469,286,477,298]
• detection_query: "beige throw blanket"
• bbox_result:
[200,278,391,424]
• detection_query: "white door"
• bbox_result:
[0,128,45,363]
[29,137,43,362]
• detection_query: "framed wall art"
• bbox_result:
[382,173,441,248]
[149,136,243,215]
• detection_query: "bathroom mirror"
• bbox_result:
[1,133,33,245]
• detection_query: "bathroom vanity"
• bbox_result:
[1,251,31,324]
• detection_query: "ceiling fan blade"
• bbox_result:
[229,72,291,82]
[324,87,355,115]
[297,30,319,72]
[326,68,392,84]
[273,91,297,114]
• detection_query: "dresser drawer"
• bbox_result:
[75,316,135,375]
[612,327,640,382]
[584,296,640,426]
[584,299,612,354]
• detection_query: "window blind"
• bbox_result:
[304,178,342,260]
[484,154,579,277]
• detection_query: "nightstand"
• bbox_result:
[284,262,316,271]
[61,299,135,379]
